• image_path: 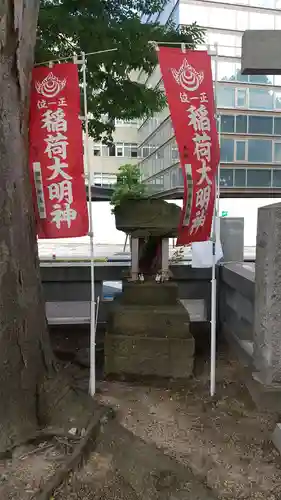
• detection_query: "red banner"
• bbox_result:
[157,47,220,245]
[29,63,89,238]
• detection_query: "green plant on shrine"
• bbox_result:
[110,163,146,211]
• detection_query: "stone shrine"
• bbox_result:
[104,199,195,379]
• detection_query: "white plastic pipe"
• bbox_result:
[81,52,96,397]
[210,42,221,397]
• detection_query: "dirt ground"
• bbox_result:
[0,435,74,499]
[2,343,281,499]
[97,346,281,500]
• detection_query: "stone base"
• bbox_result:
[121,281,179,306]
[245,369,281,411]
[104,334,194,379]
[108,303,190,338]
[105,283,194,380]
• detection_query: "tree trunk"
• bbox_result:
[0,0,54,453]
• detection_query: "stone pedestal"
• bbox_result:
[104,282,194,379]
[253,202,281,388]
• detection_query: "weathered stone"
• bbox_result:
[253,202,281,386]
[105,282,194,380]
[109,304,190,338]
[120,282,179,306]
[114,199,180,237]
[104,334,194,378]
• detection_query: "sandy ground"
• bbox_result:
[97,347,281,500]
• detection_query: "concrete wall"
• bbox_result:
[42,261,257,362]
[219,263,255,363]
[40,262,211,329]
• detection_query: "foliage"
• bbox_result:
[110,163,146,210]
[36,0,205,141]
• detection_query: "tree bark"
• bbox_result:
[0,0,54,453]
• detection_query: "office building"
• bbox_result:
[89,119,140,187]
[137,0,281,197]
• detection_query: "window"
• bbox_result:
[102,145,109,156]
[108,144,116,157]
[220,169,233,187]
[236,141,246,161]
[171,146,179,160]
[274,118,281,135]
[236,71,248,84]
[249,88,273,110]
[220,115,234,133]
[275,92,281,110]
[234,169,246,187]
[142,147,149,158]
[273,170,281,187]
[248,140,272,163]
[130,144,138,158]
[247,169,271,187]
[124,143,138,158]
[249,74,272,85]
[248,116,273,135]
[171,169,179,188]
[236,115,247,134]
[116,143,124,157]
[217,86,235,108]
[221,139,234,162]
[156,148,164,159]
[236,88,247,108]
[178,168,184,187]
[93,145,101,156]
[274,143,281,163]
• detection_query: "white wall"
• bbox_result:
[38,199,281,249]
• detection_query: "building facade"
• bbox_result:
[137,0,281,198]
[89,119,140,187]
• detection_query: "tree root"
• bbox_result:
[0,363,98,458]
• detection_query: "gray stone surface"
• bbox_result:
[105,334,194,378]
[109,304,190,338]
[105,281,194,379]
[121,281,179,306]
[114,199,180,237]
[254,202,281,385]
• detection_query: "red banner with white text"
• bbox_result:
[29,63,89,239]
[157,47,220,245]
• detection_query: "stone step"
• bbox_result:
[120,282,179,306]
[109,304,190,338]
[104,334,194,378]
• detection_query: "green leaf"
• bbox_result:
[36,0,205,140]
[110,163,146,210]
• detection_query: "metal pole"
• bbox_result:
[210,43,220,397]
[81,52,96,397]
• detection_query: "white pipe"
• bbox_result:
[95,296,100,332]
[81,52,96,397]
[210,42,220,397]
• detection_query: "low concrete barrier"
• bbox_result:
[40,262,211,327]
[42,260,256,365]
[219,262,255,364]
